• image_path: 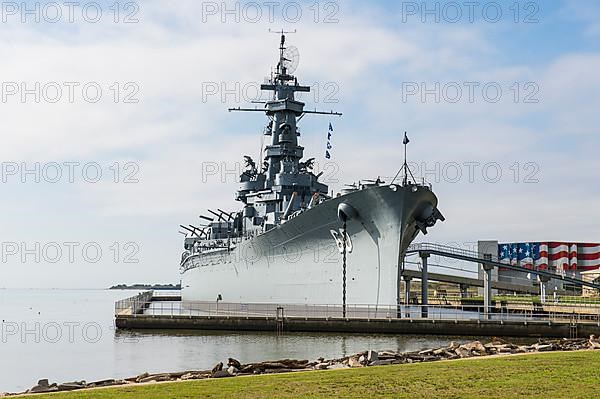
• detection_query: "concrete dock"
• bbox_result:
[115,313,600,338]
[115,292,600,338]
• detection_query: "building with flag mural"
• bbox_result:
[478,241,600,294]
[497,242,600,271]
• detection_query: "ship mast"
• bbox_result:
[229,32,341,230]
[230,31,340,182]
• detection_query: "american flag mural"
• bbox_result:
[498,242,600,272]
[578,243,600,270]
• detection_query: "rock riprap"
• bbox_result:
[6,336,600,396]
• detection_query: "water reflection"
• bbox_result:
[2,289,536,393]
[113,328,531,373]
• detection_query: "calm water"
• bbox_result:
[2,289,493,392]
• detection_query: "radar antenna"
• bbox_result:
[268,28,298,76]
[282,45,300,75]
[228,32,342,119]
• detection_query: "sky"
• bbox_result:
[0,0,599,288]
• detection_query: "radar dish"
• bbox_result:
[282,45,300,75]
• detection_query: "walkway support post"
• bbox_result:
[482,262,494,320]
[404,276,412,305]
[403,276,412,318]
[538,275,551,304]
[459,283,469,298]
[420,252,430,318]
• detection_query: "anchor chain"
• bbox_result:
[342,219,347,318]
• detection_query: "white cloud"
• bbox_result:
[1,0,600,288]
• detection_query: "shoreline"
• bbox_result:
[8,335,600,396]
[8,350,590,397]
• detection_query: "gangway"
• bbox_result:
[400,269,539,294]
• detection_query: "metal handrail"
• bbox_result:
[408,242,483,259]
[114,296,600,325]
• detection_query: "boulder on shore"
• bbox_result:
[28,379,58,394]
[211,370,232,378]
[211,362,223,374]
[367,350,379,362]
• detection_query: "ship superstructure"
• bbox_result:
[179,33,444,307]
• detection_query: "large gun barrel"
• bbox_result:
[208,209,225,221]
[179,225,199,237]
[188,225,207,238]
[217,208,235,220]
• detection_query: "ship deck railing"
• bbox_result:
[114,295,600,325]
[381,175,433,190]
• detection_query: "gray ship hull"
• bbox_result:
[180,184,440,306]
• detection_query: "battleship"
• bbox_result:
[179,33,444,307]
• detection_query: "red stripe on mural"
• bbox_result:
[549,252,569,259]
[548,242,568,248]
[578,253,600,260]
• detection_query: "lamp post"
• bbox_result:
[216,294,222,315]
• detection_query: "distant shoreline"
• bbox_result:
[108,284,181,290]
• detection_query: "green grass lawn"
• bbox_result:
[19,351,600,399]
